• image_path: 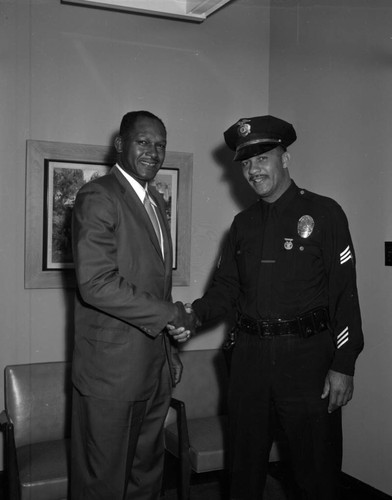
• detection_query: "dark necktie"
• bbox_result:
[258,202,276,318]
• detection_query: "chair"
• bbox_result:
[164,349,285,500]
[164,349,229,499]
[0,361,72,500]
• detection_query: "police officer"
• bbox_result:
[190,116,364,499]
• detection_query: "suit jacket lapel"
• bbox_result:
[111,168,164,261]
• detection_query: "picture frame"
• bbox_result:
[25,140,193,288]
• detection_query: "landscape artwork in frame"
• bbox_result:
[45,161,110,269]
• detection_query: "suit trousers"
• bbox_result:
[71,361,172,500]
[228,329,342,500]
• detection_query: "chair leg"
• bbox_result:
[168,398,192,500]
[179,456,192,500]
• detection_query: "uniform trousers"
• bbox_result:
[70,361,172,500]
[228,329,342,500]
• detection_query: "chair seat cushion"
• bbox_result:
[165,415,227,473]
[17,438,70,500]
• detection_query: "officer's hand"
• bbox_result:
[167,302,200,343]
[321,369,354,413]
[166,323,191,343]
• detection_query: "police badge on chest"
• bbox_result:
[283,215,315,250]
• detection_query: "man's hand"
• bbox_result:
[171,352,183,385]
[321,369,354,413]
[167,302,200,343]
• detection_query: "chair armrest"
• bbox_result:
[0,410,9,428]
[0,410,21,500]
[0,409,15,443]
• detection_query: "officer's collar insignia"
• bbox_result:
[237,119,251,137]
[284,238,293,250]
[297,215,314,238]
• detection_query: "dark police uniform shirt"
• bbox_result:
[193,181,364,375]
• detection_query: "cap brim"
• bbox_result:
[233,142,280,162]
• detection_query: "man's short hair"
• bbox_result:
[119,111,166,137]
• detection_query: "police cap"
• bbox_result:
[224,115,297,162]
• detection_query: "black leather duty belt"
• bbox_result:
[237,308,330,339]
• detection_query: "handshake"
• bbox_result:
[166,301,201,343]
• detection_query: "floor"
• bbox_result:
[0,461,389,500]
[164,469,287,500]
[0,473,5,499]
[163,457,391,500]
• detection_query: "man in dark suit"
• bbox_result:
[71,110,195,500]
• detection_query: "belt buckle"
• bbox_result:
[259,321,272,338]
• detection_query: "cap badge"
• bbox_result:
[297,215,314,238]
[237,119,251,137]
[284,238,293,250]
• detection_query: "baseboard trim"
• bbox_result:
[341,473,392,499]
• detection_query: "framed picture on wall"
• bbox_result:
[45,161,111,269]
[25,140,192,288]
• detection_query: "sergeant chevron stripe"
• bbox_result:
[337,326,349,348]
[340,245,352,264]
